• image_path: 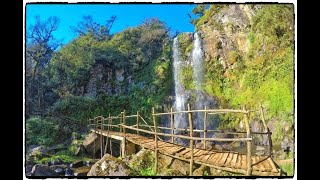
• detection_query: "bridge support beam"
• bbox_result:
[243,106,252,176]
[188,104,194,176]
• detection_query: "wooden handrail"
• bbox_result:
[153,109,249,116]
[121,124,252,142]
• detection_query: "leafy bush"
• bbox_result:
[26,117,64,146]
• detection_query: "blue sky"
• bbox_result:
[26,4,198,45]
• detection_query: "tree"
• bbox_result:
[190,4,209,25]
[26,16,60,114]
[192,4,208,17]
[71,15,117,41]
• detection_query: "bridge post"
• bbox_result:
[152,107,158,174]
[188,104,194,176]
[259,104,272,156]
[170,107,174,143]
[243,106,252,176]
[136,111,140,135]
[204,106,207,149]
[101,117,104,158]
[123,110,126,158]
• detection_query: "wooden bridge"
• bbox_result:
[87,104,281,176]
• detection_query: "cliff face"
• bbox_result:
[176,4,294,141]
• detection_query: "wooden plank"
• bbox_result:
[252,156,259,171]
[194,149,205,158]
[235,153,242,169]
[217,153,229,166]
[230,152,239,168]
[184,149,200,159]
[267,157,279,173]
[255,156,266,172]
[241,154,247,170]
[260,157,272,172]
[225,152,234,167]
[194,154,207,162]
[169,146,185,154]
[208,152,223,165]
[199,152,215,163]
[176,148,190,156]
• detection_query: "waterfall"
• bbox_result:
[192,32,204,92]
[191,32,216,138]
[172,37,187,131]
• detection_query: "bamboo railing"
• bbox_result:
[87,104,272,176]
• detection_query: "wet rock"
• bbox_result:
[70,160,84,168]
[65,168,74,176]
[26,165,33,174]
[87,154,132,176]
[193,165,209,176]
[55,168,64,175]
[31,164,57,176]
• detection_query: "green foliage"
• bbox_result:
[195,5,226,29]
[140,167,156,176]
[192,4,208,17]
[26,117,64,146]
[180,64,194,90]
[279,162,294,176]
[177,33,193,61]
[194,4,294,135]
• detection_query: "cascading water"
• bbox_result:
[172,37,187,131]
[171,33,218,146]
[191,32,216,138]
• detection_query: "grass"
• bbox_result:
[36,150,93,164]
[279,163,294,176]
[140,167,157,176]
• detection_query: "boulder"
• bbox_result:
[83,132,101,157]
[195,142,213,150]
[25,165,33,174]
[70,160,85,168]
[75,144,88,156]
[28,146,48,160]
[169,159,196,175]
[128,149,154,172]
[87,154,132,176]
[193,165,209,176]
[54,168,64,175]
[31,164,57,176]
[158,154,173,170]
[74,166,91,176]
[210,167,222,176]
[65,168,74,176]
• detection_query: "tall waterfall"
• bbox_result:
[191,32,215,137]
[192,33,204,92]
[172,37,187,130]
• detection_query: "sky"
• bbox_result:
[26,4,198,45]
